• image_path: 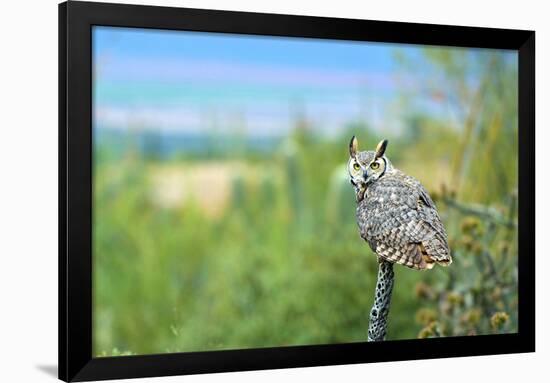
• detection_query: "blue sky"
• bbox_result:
[92,26,514,138]
[93,26,401,73]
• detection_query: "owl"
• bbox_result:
[348,136,452,270]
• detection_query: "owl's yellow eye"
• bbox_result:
[353,163,361,171]
[370,162,380,170]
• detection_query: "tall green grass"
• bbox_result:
[93,128,517,355]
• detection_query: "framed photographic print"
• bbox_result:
[59,1,535,381]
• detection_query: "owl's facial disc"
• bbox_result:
[364,158,386,185]
[347,137,390,202]
[348,157,368,202]
[348,156,389,202]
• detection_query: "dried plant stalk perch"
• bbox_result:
[368,260,395,341]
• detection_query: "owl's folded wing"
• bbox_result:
[360,177,451,270]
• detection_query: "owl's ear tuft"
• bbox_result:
[375,139,388,159]
[349,136,358,157]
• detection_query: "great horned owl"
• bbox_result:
[348,136,452,270]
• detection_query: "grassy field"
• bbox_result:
[93,124,518,356]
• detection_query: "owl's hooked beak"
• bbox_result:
[352,169,372,203]
[362,168,376,186]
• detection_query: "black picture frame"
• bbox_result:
[59,1,535,381]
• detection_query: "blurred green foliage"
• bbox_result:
[93,49,518,356]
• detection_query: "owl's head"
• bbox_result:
[348,136,393,202]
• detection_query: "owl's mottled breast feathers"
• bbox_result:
[356,170,451,270]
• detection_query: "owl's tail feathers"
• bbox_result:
[407,243,452,270]
[417,253,451,270]
[421,241,452,269]
[436,256,452,267]
[375,242,451,270]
